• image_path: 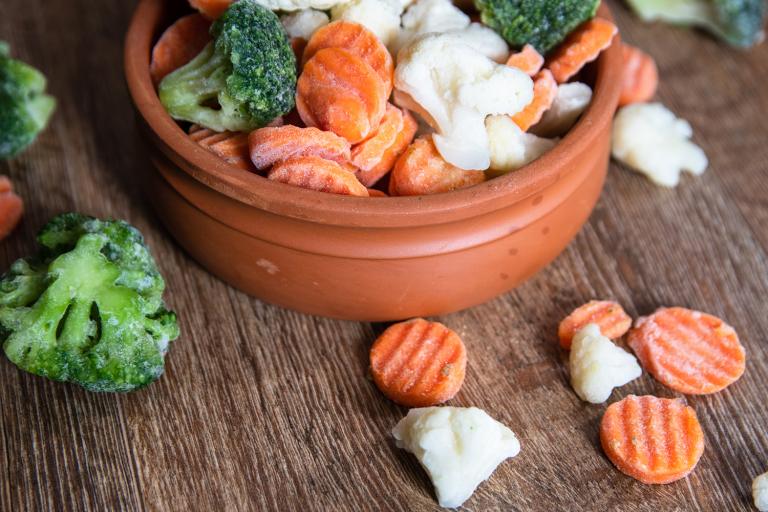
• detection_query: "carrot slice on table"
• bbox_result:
[351,104,417,187]
[249,125,351,171]
[512,69,557,131]
[188,0,233,20]
[303,21,394,94]
[548,18,618,84]
[627,307,745,394]
[0,176,23,240]
[506,44,544,76]
[369,318,467,407]
[619,44,658,107]
[601,395,705,484]
[389,137,485,196]
[558,300,632,349]
[150,13,212,85]
[297,47,387,144]
[268,155,369,196]
[189,125,255,172]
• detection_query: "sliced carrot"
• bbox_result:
[351,104,417,187]
[548,18,618,84]
[0,176,23,240]
[297,47,387,144]
[619,43,658,107]
[150,13,212,86]
[268,155,369,196]
[601,395,705,484]
[248,125,351,171]
[188,0,233,20]
[389,137,486,196]
[188,125,255,172]
[512,69,557,131]
[369,318,467,407]
[627,307,745,395]
[303,21,394,94]
[506,44,544,76]
[366,188,388,197]
[558,300,632,349]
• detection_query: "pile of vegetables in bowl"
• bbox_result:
[152,0,621,197]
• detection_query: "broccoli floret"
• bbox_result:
[626,0,766,48]
[159,0,297,132]
[474,0,601,54]
[0,42,56,160]
[0,213,180,392]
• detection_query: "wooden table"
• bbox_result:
[2,1,767,510]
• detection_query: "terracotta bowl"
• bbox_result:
[124,0,623,321]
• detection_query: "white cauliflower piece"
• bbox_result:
[394,34,533,170]
[569,324,642,404]
[280,9,330,40]
[331,0,402,47]
[257,0,349,12]
[486,115,557,173]
[532,82,592,138]
[392,407,521,509]
[393,0,470,54]
[442,23,510,63]
[612,102,708,188]
[755,471,768,512]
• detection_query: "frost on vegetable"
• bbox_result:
[612,102,708,187]
[393,0,470,54]
[486,115,556,173]
[531,82,592,137]
[755,471,768,512]
[331,0,402,47]
[569,324,642,404]
[281,9,330,40]
[393,407,521,508]
[0,213,180,392]
[394,33,533,170]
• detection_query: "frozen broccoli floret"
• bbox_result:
[474,0,600,54]
[159,0,297,131]
[626,0,766,48]
[0,213,180,392]
[0,42,56,160]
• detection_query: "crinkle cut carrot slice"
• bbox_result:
[619,43,658,107]
[506,44,544,76]
[548,18,618,84]
[189,125,255,172]
[0,176,23,240]
[558,300,632,349]
[150,13,212,85]
[268,155,369,196]
[627,307,745,394]
[248,125,351,171]
[512,69,557,132]
[188,0,233,20]
[601,395,705,484]
[369,318,467,407]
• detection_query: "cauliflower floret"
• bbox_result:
[392,407,521,509]
[257,0,349,12]
[486,115,557,173]
[394,33,533,170]
[569,324,642,404]
[281,9,330,40]
[331,0,402,47]
[532,82,592,138]
[442,23,510,63]
[612,102,708,188]
[393,0,470,54]
[755,471,768,512]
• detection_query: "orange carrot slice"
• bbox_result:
[351,104,417,187]
[389,137,485,196]
[512,69,557,131]
[369,318,467,407]
[188,0,233,20]
[303,21,394,94]
[189,125,255,172]
[297,47,387,144]
[601,395,705,484]
[268,155,369,196]
[627,307,745,395]
[558,300,632,349]
[366,188,388,197]
[619,43,658,107]
[506,44,544,76]
[548,18,618,84]
[150,13,212,86]
[248,125,351,171]
[0,176,23,240]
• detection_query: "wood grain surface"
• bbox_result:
[2,1,767,510]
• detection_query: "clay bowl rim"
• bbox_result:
[124,0,623,229]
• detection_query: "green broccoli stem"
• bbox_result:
[159,42,256,132]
